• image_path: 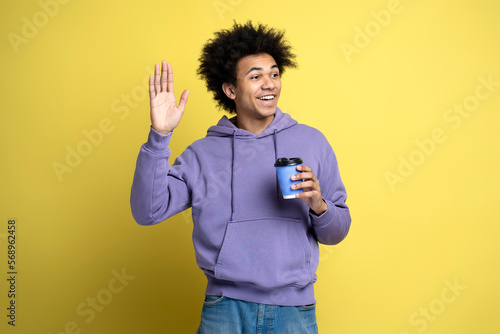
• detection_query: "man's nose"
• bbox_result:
[261,76,275,89]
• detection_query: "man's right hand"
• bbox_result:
[149,60,189,135]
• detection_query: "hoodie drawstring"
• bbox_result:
[230,129,236,221]
[273,129,280,200]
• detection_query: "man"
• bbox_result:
[131,21,351,333]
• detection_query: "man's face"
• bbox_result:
[226,53,282,120]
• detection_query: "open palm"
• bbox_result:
[149,60,189,135]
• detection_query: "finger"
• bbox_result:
[160,60,168,92]
[149,75,155,99]
[292,172,317,182]
[154,63,161,94]
[295,189,320,199]
[294,165,318,182]
[167,63,174,93]
[296,165,312,172]
[292,180,316,190]
[178,89,190,110]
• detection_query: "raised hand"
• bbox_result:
[149,60,189,135]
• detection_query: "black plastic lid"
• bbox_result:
[274,157,303,167]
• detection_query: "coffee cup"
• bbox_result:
[274,157,303,199]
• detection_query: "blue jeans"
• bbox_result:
[196,296,318,334]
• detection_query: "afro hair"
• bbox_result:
[197,21,297,114]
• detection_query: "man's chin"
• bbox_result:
[259,110,276,120]
[261,105,277,116]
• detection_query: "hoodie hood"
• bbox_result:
[206,107,298,138]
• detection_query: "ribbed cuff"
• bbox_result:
[309,200,335,229]
[143,126,173,154]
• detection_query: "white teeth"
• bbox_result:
[258,96,274,100]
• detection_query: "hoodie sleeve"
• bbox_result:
[130,127,191,225]
[309,148,351,245]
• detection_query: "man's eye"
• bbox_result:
[251,76,259,80]
[271,73,280,77]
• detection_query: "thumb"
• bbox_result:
[178,89,189,110]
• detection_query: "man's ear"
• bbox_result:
[222,83,236,100]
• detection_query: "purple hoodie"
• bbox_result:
[130,108,351,306]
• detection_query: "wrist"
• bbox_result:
[312,200,327,216]
[152,126,172,135]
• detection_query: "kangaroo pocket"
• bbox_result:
[214,217,313,289]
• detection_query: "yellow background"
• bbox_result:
[1,0,499,333]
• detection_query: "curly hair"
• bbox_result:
[197,21,297,114]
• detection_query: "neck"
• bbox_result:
[236,114,275,135]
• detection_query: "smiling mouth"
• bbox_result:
[257,95,275,100]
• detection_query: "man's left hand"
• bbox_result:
[291,165,328,215]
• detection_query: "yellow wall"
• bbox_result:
[1,0,499,333]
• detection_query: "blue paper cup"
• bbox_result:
[275,157,303,199]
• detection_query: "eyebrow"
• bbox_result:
[245,64,279,76]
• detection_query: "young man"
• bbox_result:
[130,22,351,333]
